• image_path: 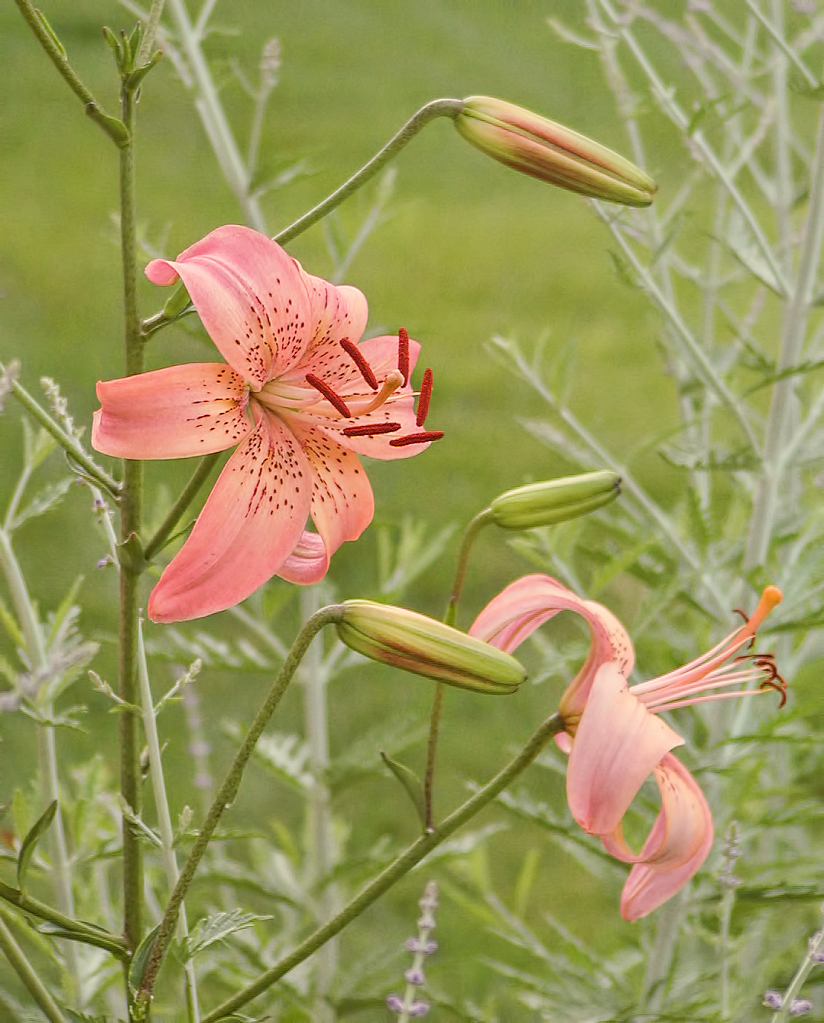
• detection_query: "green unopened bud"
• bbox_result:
[489,471,621,530]
[455,96,656,207]
[337,601,526,694]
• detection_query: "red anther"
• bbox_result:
[342,422,402,437]
[305,373,351,417]
[389,430,444,448]
[340,338,378,390]
[397,327,410,386]
[416,367,433,427]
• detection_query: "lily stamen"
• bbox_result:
[305,373,351,417]
[342,422,402,437]
[340,337,378,390]
[416,368,433,427]
[389,430,445,447]
[398,328,410,385]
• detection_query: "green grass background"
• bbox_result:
[0,2,687,1016]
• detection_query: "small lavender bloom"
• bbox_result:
[764,991,783,1009]
[789,1000,812,1017]
[405,937,437,954]
[386,996,405,1012]
[404,968,425,986]
[407,1002,430,1018]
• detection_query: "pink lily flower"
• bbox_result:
[92,225,441,623]
[469,574,784,920]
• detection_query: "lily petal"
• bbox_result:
[92,364,252,459]
[290,261,369,379]
[291,423,375,565]
[469,574,634,714]
[277,531,329,585]
[148,410,312,622]
[566,662,683,835]
[602,753,714,921]
[145,225,313,387]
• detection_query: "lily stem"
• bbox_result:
[201,712,565,1023]
[12,0,129,146]
[135,604,347,1011]
[143,452,221,562]
[423,509,493,829]
[275,98,463,246]
[118,80,145,971]
[0,881,128,958]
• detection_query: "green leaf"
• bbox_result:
[179,909,272,963]
[128,923,161,996]
[34,9,67,58]
[9,478,73,532]
[17,799,57,892]
[379,750,426,826]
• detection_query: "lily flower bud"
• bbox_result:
[490,471,621,530]
[337,600,526,694]
[455,96,657,207]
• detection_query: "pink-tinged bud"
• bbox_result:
[455,96,657,207]
[337,601,526,694]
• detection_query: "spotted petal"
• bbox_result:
[92,364,252,459]
[288,422,375,573]
[148,409,312,622]
[145,225,313,388]
[602,753,714,921]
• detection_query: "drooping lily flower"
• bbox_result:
[92,225,441,623]
[469,574,784,920]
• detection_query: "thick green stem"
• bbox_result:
[0,909,67,1023]
[274,99,463,246]
[118,86,145,960]
[12,0,129,146]
[0,882,127,959]
[201,712,565,1022]
[423,509,493,828]
[143,452,221,561]
[135,605,346,1009]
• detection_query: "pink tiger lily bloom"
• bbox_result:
[469,574,784,920]
[92,225,441,623]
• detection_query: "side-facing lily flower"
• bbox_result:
[92,225,441,622]
[469,575,784,920]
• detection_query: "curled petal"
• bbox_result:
[277,531,329,585]
[469,574,634,712]
[146,225,312,387]
[601,753,714,921]
[148,411,312,622]
[92,364,252,459]
[566,662,683,835]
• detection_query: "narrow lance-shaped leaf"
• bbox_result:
[17,799,57,893]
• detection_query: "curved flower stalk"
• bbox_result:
[470,575,784,920]
[93,225,440,622]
